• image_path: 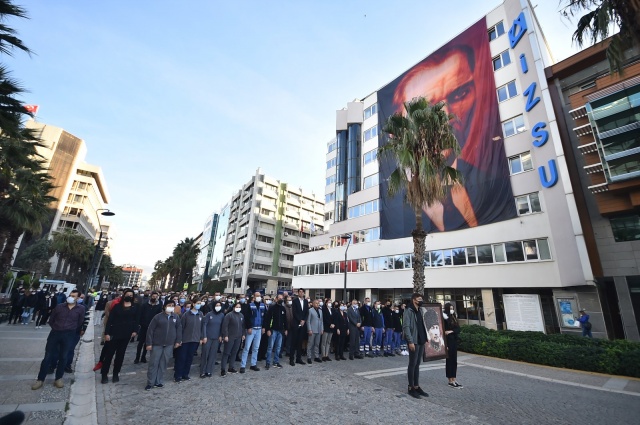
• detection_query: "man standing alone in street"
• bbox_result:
[32,290,85,390]
[403,293,429,399]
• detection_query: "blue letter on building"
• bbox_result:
[532,122,549,147]
[520,53,528,73]
[539,160,558,188]
[509,12,528,48]
[524,82,541,112]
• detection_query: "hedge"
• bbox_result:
[458,325,640,378]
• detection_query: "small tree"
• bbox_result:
[379,97,463,295]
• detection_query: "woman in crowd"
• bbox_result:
[333,301,349,361]
[220,302,245,377]
[443,302,462,389]
[101,288,140,384]
[200,301,224,378]
[174,298,204,382]
[320,297,334,362]
[21,290,37,325]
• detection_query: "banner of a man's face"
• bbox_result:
[377,18,516,237]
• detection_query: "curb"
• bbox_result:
[64,311,97,425]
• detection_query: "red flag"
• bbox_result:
[24,105,39,115]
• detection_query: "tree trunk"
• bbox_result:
[412,205,426,295]
[54,255,65,278]
[0,229,22,273]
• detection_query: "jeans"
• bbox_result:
[241,328,262,368]
[266,330,283,365]
[21,307,34,324]
[582,327,592,338]
[174,341,199,379]
[50,332,79,369]
[37,330,75,381]
[407,343,424,387]
[393,331,402,350]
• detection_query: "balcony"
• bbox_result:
[578,142,598,154]
[583,163,604,174]
[279,258,293,267]
[255,240,274,251]
[256,226,276,237]
[588,182,609,194]
[573,123,593,137]
[569,105,588,120]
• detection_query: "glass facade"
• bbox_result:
[334,130,348,222]
[346,123,361,196]
[209,204,230,281]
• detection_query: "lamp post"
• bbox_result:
[341,234,352,303]
[85,209,115,294]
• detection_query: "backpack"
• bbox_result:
[585,321,592,331]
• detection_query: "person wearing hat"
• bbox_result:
[577,309,592,338]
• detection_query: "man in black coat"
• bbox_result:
[134,292,163,364]
[290,289,309,366]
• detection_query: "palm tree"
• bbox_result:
[379,97,463,295]
[171,238,199,291]
[561,0,640,74]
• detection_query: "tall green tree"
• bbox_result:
[171,238,199,291]
[14,237,51,276]
[379,97,463,295]
[561,0,640,73]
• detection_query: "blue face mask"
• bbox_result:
[77,298,83,304]
[239,298,246,304]
[194,304,201,310]
[180,298,186,303]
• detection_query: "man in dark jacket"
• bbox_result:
[263,294,288,369]
[382,300,395,357]
[360,298,374,357]
[135,292,163,364]
[290,289,309,366]
[372,301,385,357]
[347,299,363,360]
[145,300,182,390]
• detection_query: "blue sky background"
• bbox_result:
[8,1,583,276]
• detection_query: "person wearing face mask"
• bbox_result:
[35,292,56,329]
[347,299,364,360]
[220,302,246,377]
[371,301,385,357]
[391,305,404,356]
[256,296,273,362]
[174,299,205,382]
[403,293,429,399]
[54,293,90,374]
[306,299,324,364]
[443,302,462,389]
[359,298,374,357]
[282,295,294,359]
[332,302,349,361]
[200,302,224,378]
[144,300,182,390]
[382,301,394,357]
[134,292,163,364]
[319,298,334,362]
[263,294,288,370]
[240,292,266,373]
[95,291,109,325]
[32,289,85,390]
[291,289,309,366]
[101,289,141,384]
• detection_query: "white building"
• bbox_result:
[293,0,600,336]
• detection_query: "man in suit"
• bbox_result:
[306,299,323,364]
[291,289,309,366]
[347,299,363,360]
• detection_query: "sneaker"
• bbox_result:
[453,382,463,389]
[448,382,456,388]
[54,379,64,388]
[101,376,109,384]
[112,375,119,383]
[314,358,322,363]
[144,385,152,391]
[239,367,246,374]
[174,378,181,383]
[265,364,270,370]
[140,358,147,363]
[182,376,191,381]
[134,359,140,364]
[228,368,238,374]
[408,388,420,399]
[205,373,212,377]
[415,387,429,397]
[200,374,206,378]
[31,380,44,390]
[250,365,260,371]
[221,370,226,377]
[274,363,283,369]
[307,359,312,365]
[154,384,164,388]
[93,362,103,372]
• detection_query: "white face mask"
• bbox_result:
[395,309,399,313]
[66,296,76,304]
[165,306,175,313]
[215,296,221,301]
[234,308,242,313]
[366,302,371,306]
[287,300,292,305]
[255,297,262,302]
[450,309,454,314]
[266,300,272,305]
[319,302,324,306]
[214,306,222,312]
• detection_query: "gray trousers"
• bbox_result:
[320,331,333,357]
[200,338,221,375]
[307,333,321,359]
[147,345,173,386]
[221,338,241,371]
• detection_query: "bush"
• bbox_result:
[459,325,640,378]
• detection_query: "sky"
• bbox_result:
[8,0,585,277]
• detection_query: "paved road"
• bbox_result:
[92,331,640,425]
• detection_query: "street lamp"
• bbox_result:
[85,209,115,294]
[341,234,352,303]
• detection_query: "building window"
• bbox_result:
[497,81,518,102]
[363,149,378,165]
[328,140,337,153]
[363,173,379,189]
[493,50,511,71]
[326,174,336,186]
[488,21,505,41]
[509,152,533,175]
[364,104,378,120]
[326,157,337,169]
[515,192,541,215]
[324,211,334,221]
[347,199,380,219]
[325,192,335,203]
[502,115,526,138]
[610,215,640,242]
[364,125,378,142]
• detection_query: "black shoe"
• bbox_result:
[154,384,164,388]
[383,352,389,357]
[112,375,119,383]
[214,361,219,365]
[314,358,322,363]
[289,360,295,366]
[453,382,463,389]
[205,373,212,377]
[101,376,108,384]
[274,363,282,369]
[174,378,181,383]
[365,352,374,358]
[265,364,270,370]
[144,385,152,391]
[335,357,341,361]
[408,388,421,399]
[64,366,73,374]
[250,365,260,371]
[355,355,364,359]
[324,357,332,362]
[341,356,347,360]
[388,352,395,357]
[307,359,312,365]
[221,370,226,377]
[134,359,140,364]
[228,368,238,374]
[182,376,191,381]
[415,387,429,397]
[140,358,147,363]
[349,356,354,360]
[296,360,305,365]
[200,374,206,378]
[239,367,246,374]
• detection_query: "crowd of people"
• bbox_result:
[25,283,462,398]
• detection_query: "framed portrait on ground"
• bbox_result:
[420,303,447,362]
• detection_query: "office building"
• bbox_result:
[122,264,143,288]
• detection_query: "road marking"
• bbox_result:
[460,362,640,398]
[360,364,463,380]
[0,358,42,362]
[0,401,65,413]
[603,377,629,390]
